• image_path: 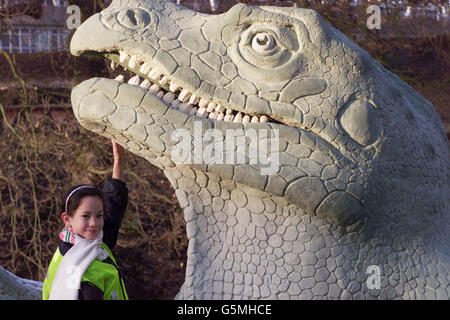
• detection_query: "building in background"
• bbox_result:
[1,0,448,53]
[0,0,70,53]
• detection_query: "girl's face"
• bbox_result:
[62,196,104,240]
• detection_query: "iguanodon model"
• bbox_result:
[1,0,449,300]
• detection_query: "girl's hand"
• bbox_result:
[111,139,125,180]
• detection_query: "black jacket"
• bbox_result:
[58,177,128,300]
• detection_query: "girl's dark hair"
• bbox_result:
[63,185,104,216]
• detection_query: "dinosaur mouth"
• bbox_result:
[93,50,284,125]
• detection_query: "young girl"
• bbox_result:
[42,140,129,300]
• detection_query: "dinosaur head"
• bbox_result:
[70,0,449,230]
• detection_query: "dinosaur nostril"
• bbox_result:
[102,12,116,29]
[117,8,151,30]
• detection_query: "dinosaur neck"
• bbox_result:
[164,166,447,300]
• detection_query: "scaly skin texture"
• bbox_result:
[0,266,42,300]
[1,0,448,300]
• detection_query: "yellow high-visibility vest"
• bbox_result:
[42,242,128,300]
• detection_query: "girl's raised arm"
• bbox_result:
[111,139,125,181]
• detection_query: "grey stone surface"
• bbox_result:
[0,266,42,300]
[3,0,449,300]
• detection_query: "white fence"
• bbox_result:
[0,27,70,53]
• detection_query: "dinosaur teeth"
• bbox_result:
[215,105,225,113]
[208,112,218,119]
[169,82,181,93]
[114,75,124,82]
[149,69,162,81]
[206,102,216,113]
[224,114,234,122]
[198,98,209,108]
[128,55,140,69]
[178,89,191,103]
[110,56,274,124]
[119,51,129,63]
[140,62,152,75]
[139,79,151,89]
[233,112,243,123]
[149,83,160,94]
[160,76,169,85]
[189,94,200,105]
[197,107,208,118]
[128,75,140,86]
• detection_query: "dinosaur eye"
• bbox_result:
[239,24,298,68]
[252,32,275,53]
[117,8,150,29]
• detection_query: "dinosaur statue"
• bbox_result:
[0,265,42,299]
[1,0,449,299]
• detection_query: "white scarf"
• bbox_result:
[49,228,109,300]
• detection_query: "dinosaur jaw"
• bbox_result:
[72,73,364,227]
[69,10,321,133]
[90,50,290,126]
